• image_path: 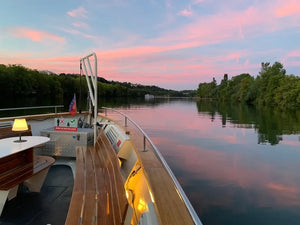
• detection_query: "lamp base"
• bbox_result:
[14,134,27,143]
[14,139,27,143]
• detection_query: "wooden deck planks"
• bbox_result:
[83,147,97,225]
[90,145,107,225]
[66,122,195,225]
[147,168,195,225]
[96,131,128,225]
[66,131,128,225]
[65,147,84,225]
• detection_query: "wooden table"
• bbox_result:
[0,136,53,215]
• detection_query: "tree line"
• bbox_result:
[197,62,300,108]
[0,64,195,106]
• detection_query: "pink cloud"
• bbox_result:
[225,52,241,63]
[0,54,78,74]
[192,0,204,4]
[1,47,255,90]
[95,39,204,67]
[72,22,89,29]
[281,49,300,71]
[178,0,205,18]
[97,49,219,86]
[287,49,300,57]
[275,0,300,18]
[61,28,95,39]
[178,9,193,17]
[154,1,299,53]
[67,6,88,18]
[12,28,65,43]
[0,41,260,90]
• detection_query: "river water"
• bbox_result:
[110,98,300,225]
[2,97,300,225]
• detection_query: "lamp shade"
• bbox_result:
[12,119,28,131]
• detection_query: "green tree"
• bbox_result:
[196,62,298,109]
[256,62,286,105]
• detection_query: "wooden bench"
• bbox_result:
[65,130,128,225]
[0,125,55,215]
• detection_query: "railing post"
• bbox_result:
[142,135,147,152]
[125,117,128,127]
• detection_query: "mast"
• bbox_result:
[80,53,98,145]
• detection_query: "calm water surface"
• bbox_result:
[3,98,300,224]
[113,99,300,225]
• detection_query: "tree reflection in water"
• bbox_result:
[196,101,300,145]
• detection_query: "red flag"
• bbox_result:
[69,94,77,116]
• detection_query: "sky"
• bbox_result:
[0,0,299,90]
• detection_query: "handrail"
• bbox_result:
[80,52,98,145]
[0,105,64,113]
[101,107,203,225]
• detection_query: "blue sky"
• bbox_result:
[0,0,299,90]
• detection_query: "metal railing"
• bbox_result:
[101,107,202,225]
[80,52,98,144]
[0,105,64,113]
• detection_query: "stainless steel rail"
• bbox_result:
[0,105,64,113]
[80,52,98,145]
[101,107,203,225]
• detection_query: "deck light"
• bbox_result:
[12,119,28,142]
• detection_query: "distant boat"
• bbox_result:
[145,94,154,100]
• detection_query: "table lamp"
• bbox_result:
[12,118,28,142]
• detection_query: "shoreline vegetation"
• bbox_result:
[197,62,300,108]
[0,64,196,107]
[1,62,299,109]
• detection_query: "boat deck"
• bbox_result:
[0,164,73,225]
